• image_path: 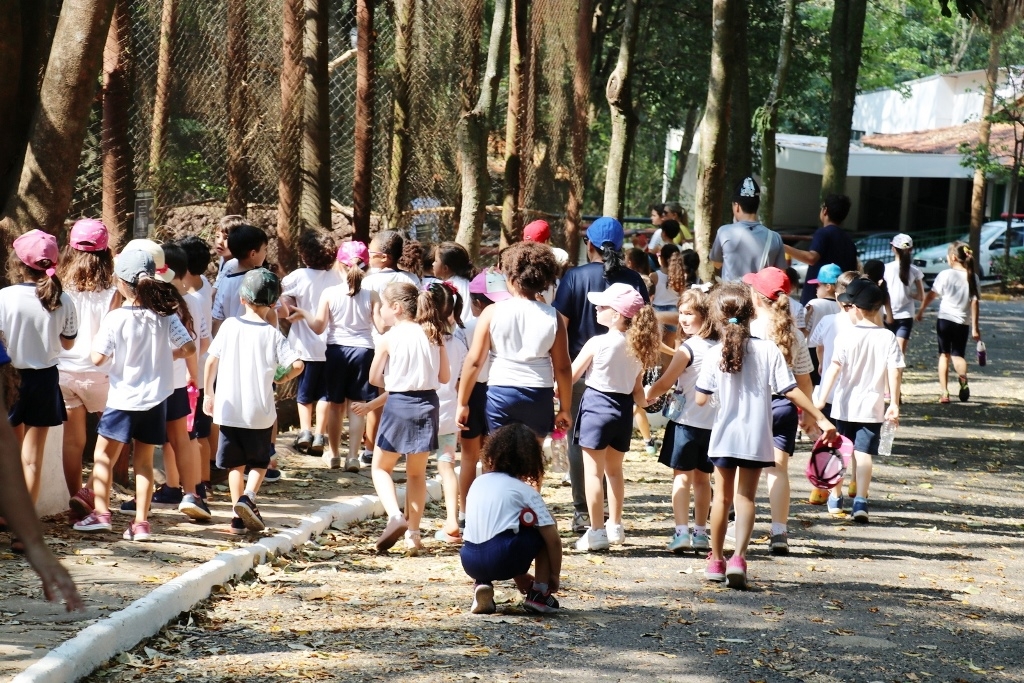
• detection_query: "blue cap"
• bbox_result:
[808,263,842,285]
[585,216,624,251]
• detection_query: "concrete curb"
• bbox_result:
[13,481,442,683]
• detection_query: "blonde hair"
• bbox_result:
[624,306,661,369]
[678,288,715,340]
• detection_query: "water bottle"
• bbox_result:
[977,340,987,367]
[186,383,200,432]
[549,429,569,474]
[662,388,686,421]
[877,419,897,456]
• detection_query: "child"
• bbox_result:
[916,241,980,404]
[58,220,117,521]
[884,234,925,354]
[645,288,716,554]
[212,223,268,335]
[625,247,655,299]
[785,266,806,331]
[863,260,892,326]
[817,278,904,523]
[652,244,684,348]
[286,241,377,472]
[431,241,476,323]
[460,423,562,615]
[370,282,449,554]
[0,230,77,550]
[570,283,660,551]
[74,249,197,541]
[695,283,834,588]
[803,262,842,339]
[281,230,341,457]
[204,268,303,534]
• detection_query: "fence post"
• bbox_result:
[278,0,305,270]
[225,0,250,217]
[352,0,375,244]
[149,0,176,226]
[101,0,134,245]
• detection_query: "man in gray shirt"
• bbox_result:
[710,177,787,282]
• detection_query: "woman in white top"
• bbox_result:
[883,234,925,353]
[458,242,572,441]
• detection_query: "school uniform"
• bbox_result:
[930,269,978,357]
[377,321,441,454]
[804,297,841,338]
[321,283,377,403]
[186,277,215,439]
[461,316,492,440]
[809,311,853,412]
[58,286,116,414]
[750,317,814,456]
[884,261,924,339]
[167,292,209,424]
[436,327,469,454]
[212,265,250,322]
[447,275,476,325]
[651,274,680,332]
[659,336,716,473]
[573,331,640,453]
[282,268,343,405]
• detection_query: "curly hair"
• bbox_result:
[625,305,661,369]
[298,230,336,271]
[759,290,796,367]
[500,241,558,298]
[57,245,114,292]
[399,240,424,279]
[129,278,195,338]
[7,252,63,312]
[660,244,684,293]
[483,423,544,487]
[710,282,753,374]
[678,287,716,340]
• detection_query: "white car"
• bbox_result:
[912,220,1024,280]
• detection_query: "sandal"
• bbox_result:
[939,392,950,404]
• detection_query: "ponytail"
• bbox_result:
[897,247,911,286]
[949,241,979,299]
[666,250,685,293]
[711,283,754,374]
[764,292,795,367]
[36,270,63,312]
[6,253,63,312]
[345,259,366,296]
[601,243,624,278]
[417,284,449,345]
[134,278,195,338]
[625,305,661,369]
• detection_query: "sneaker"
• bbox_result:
[179,493,212,521]
[344,457,361,473]
[606,523,625,545]
[233,495,265,532]
[808,488,830,505]
[691,531,710,551]
[571,511,591,535]
[523,590,559,614]
[310,434,326,457]
[151,484,184,507]
[958,375,970,402]
[726,556,747,589]
[704,555,726,582]
[123,520,152,542]
[120,498,137,512]
[228,517,246,535]
[196,482,208,501]
[769,533,789,555]
[852,496,869,523]
[644,438,658,455]
[73,511,112,532]
[847,480,857,498]
[322,451,341,469]
[724,521,736,543]
[471,583,496,614]
[375,515,409,552]
[827,494,844,515]
[294,429,313,454]
[359,450,374,466]
[69,487,95,518]
[939,392,950,404]
[263,468,282,483]
[667,532,691,554]
[575,528,609,552]
[434,528,462,543]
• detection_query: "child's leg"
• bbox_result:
[459,436,482,511]
[371,447,403,518]
[132,442,156,523]
[21,426,50,503]
[633,407,651,443]
[90,435,127,514]
[347,404,366,461]
[581,447,607,531]
[326,401,344,456]
[162,439,180,489]
[764,448,790,531]
[531,542,550,591]
[671,470,692,528]
[197,434,211,485]
[315,399,329,436]
[731,467,761,558]
[366,407,382,450]
[167,417,199,496]
[710,466,736,561]
[227,466,246,506]
[692,470,711,527]
[62,406,88,497]
[297,401,313,433]
[937,353,951,395]
[436,437,460,534]
[604,448,626,526]
[404,452,429,536]
[853,450,873,498]
[206,424,219,478]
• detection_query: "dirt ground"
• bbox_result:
[7,302,1024,683]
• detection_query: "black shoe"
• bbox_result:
[180,493,213,522]
[294,429,313,454]
[151,483,184,507]
[263,468,282,483]
[524,590,559,614]
[359,450,373,466]
[958,376,970,402]
[233,495,265,532]
[229,517,246,535]
[309,434,326,457]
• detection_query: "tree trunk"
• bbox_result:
[693,0,734,282]
[451,0,485,234]
[969,29,1003,257]
[385,0,414,232]
[500,0,529,248]
[149,0,176,213]
[758,0,797,229]
[102,0,134,244]
[666,106,700,204]
[564,0,593,262]
[225,0,250,216]
[820,0,867,199]
[351,0,375,244]
[0,0,116,240]
[601,0,640,221]
[723,0,750,225]
[301,0,330,230]
[278,0,304,270]
[455,0,509,260]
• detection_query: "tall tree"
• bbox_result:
[101,0,134,242]
[500,0,529,248]
[225,0,251,216]
[601,0,641,220]
[820,0,868,199]
[278,0,304,269]
[352,0,375,244]
[301,0,330,230]
[565,0,593,262]
[723,0,751,224]
[756,0,798,228]
[149,0,176,214]
[385,0,414,231]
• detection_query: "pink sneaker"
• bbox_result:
[69,487,95,518]
[704,554,726,582]
[726,556,747,589]
[73,511,112,532]
[123,520,152,542]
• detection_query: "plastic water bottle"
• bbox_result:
[549,429,569,474]
[186,383,200,432]
[977,340,987,367]
[877,419,897,456]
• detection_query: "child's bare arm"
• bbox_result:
[538,524,562,592]
[352,392,388,415]
[815,361,841,411]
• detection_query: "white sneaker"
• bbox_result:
[575,528,610,552]
[322,451,341,469]
[724,521,736,544]
[606,523,625,545]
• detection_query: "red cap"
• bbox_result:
[742,267,790,301]
[523,220,551,243]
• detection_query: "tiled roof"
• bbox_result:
[862,122,1020,164]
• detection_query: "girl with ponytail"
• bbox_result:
[883,234,925,353]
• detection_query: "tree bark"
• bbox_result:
[278,0,304,270]
[723,0,751,224]
[500,0,529,248]
[0,0,116,240]
[601,0,641,221]
[385,0,414,232]
[758,0,797,229]
[225,0,250,216]
[102,0,134,244]
[301,0,330,230]
[455,0,509,260]
[969,29,1003,257]
[693,0,735,282]
[351,0,375,245]
[564,0,593,262]
[666,107,700,204]
[149,0,176,212]
[820,0,867,199]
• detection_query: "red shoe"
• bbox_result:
[69,487,95,519]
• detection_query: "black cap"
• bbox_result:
[837,277,884,310]
[733,176,760,200]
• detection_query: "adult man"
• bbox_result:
[552,217,650,533]
[786,194,859,305]
[710,177,787,282]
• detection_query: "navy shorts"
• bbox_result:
[460,527,544,584]
[936,319,969,357]
[573,386,633,452]
[216,424,274,470]
[296,360,328,405]
[486,385,554,438]
[886,317,914,340]
[166,386,192,423]
[659,422,713,473]
[461,382,490,440]
[710,457,770,470]
[377,390,439,454]
[654,303,678,333]
[325,345,375,403]
[771,396,799,456]
[189,389,213,440]
[98,402,168,446]
[9,365,66,428]
[835,419,882,456]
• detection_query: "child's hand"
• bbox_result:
[202,393,215,416]
[817,418,837,445]
[813,397,826,412]
[972,327,981,341]
[24,546,84,612]
[554,410,571,432]
[456,404,470,431]
[351,401,370,417]
[884,404,899,425]
[915,311,924,322]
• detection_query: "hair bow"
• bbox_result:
[690,282,712,294]
[45,267,56,277]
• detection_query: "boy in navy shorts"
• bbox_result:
[204,269,303,534]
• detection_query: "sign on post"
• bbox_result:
[134,191,155,239]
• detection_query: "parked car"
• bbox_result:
[912,220,1024,280]
[854,232,899,263]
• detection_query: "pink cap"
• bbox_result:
[337,240,369,267]
[468,268,511,302]
[587,282,645,318]
[523,220,551,243]
[69,218,109,252]
[13,230,59,275]
[805,434,854,489]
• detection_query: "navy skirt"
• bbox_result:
[573,386,633,452]
[377,390,439,454]
[9,366,66,428]
[485,385,554,438]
